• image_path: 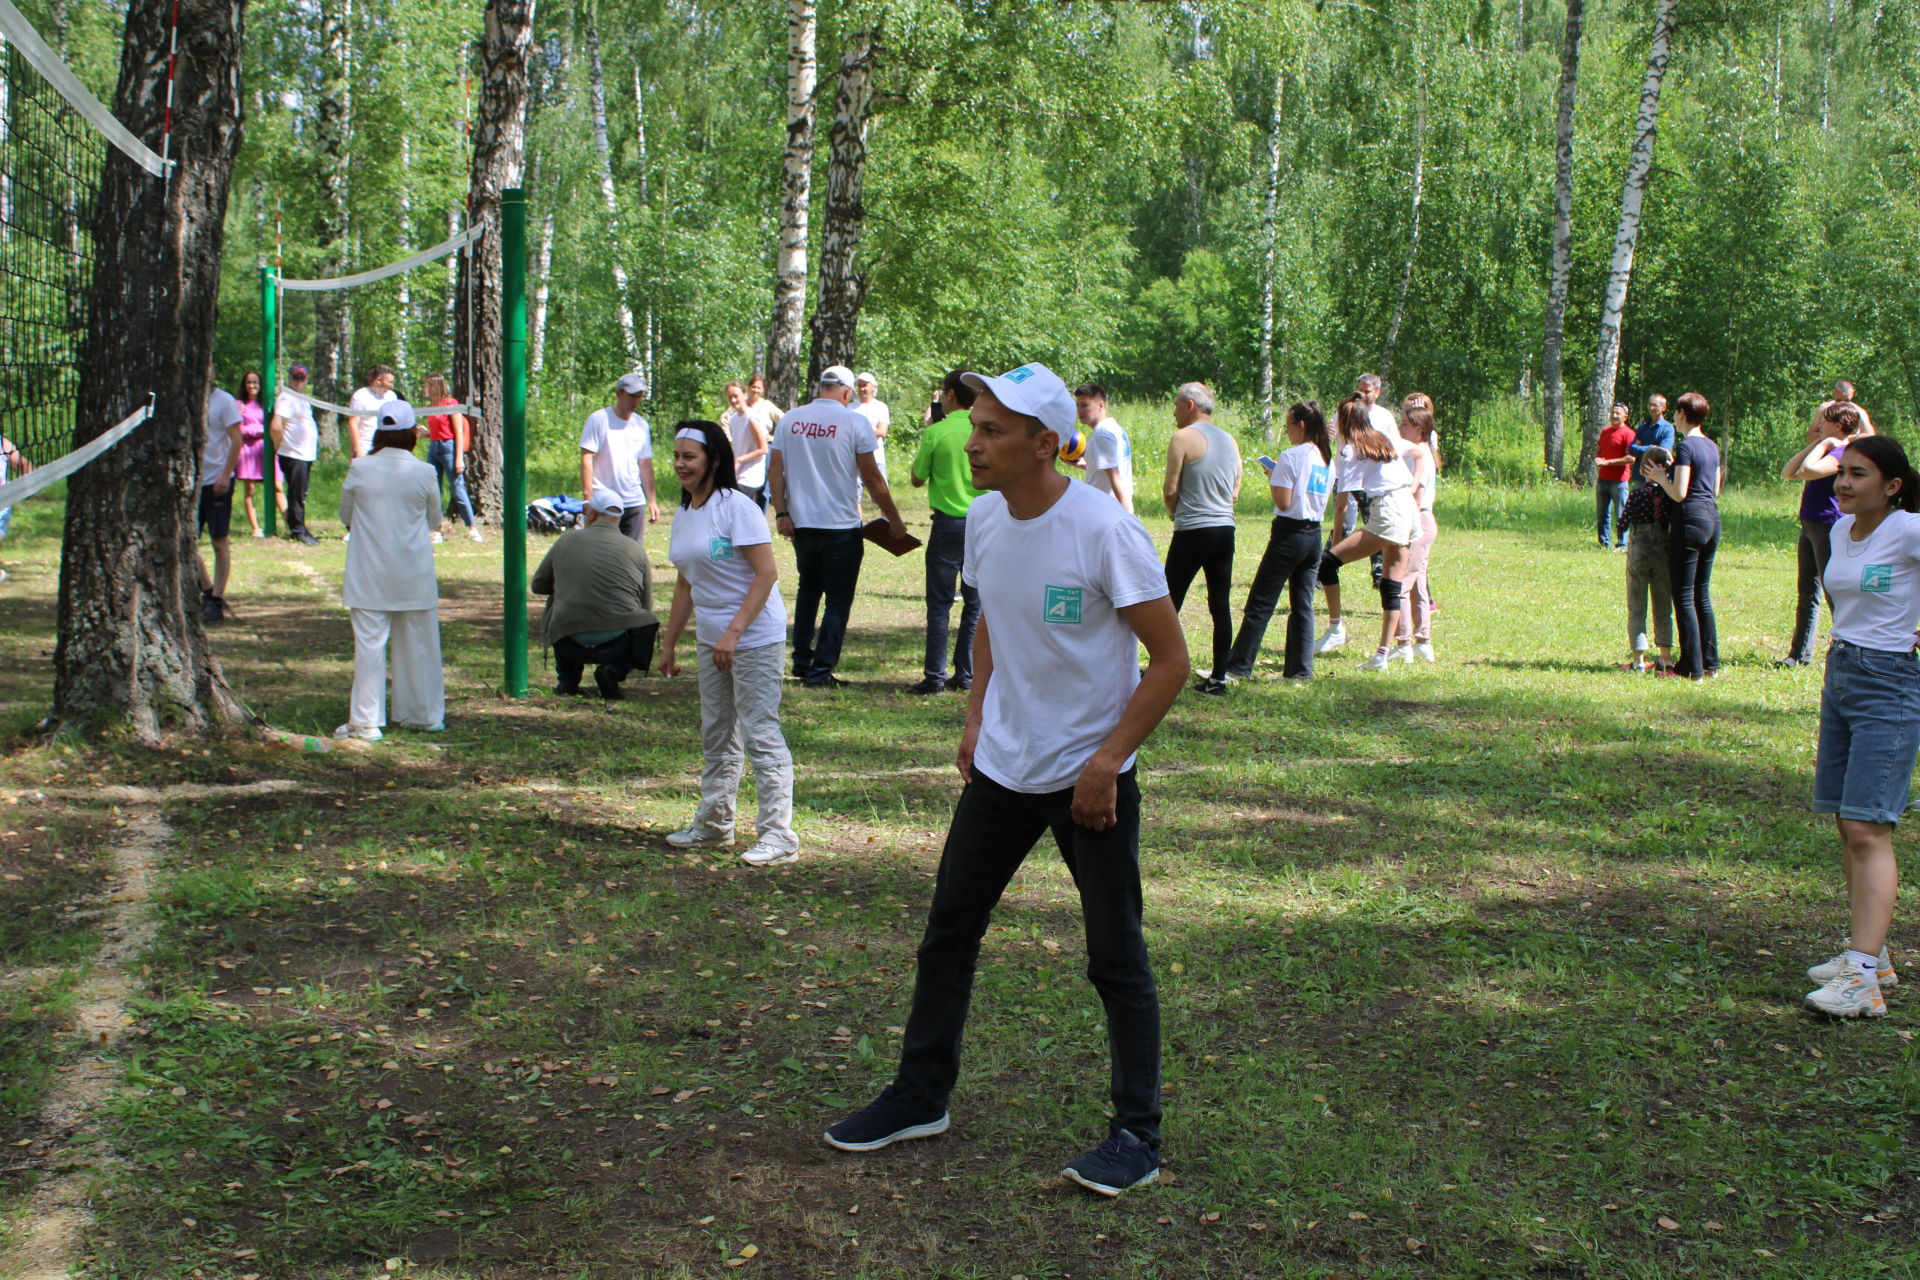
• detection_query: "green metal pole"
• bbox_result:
[502,188,530,697]
[260,267,278,537]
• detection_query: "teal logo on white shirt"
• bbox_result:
[1307,465,1331,495]
[1044,585,1082,624]
[1862,564,1892,593]
[709,536,734,562]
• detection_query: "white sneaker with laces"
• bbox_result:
[1808,944,1897,987]
[666,823,733,849]
[740,839,800,867]
[1314,621,1347,654]
[1356,649,1393,672]
[468,527,484,542]
[1389,642,1415,664]
[333,723,382,742]
[1413,642,1436,663]
[1804,969,1887,1018]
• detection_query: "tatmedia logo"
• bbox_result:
[710,536,734,562]
[1862,563,1892,593]
[1005,365,1037,384]
[1044,585,1082,624]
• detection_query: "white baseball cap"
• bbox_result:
[960,363,1074,439]
[855,371,879,386]
[375,401,418,434]
[817,365,856,390]
[615,372,648,396]
[586,485,624,516]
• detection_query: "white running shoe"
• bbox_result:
[1356,649,1393,672]
[1804,970,1887,1018]
[1389,642,1415,665]
[666,823,734,849]
[1808,945,1897,988]
[1413,642,1435,663]
[251,528,265,538]
[468,527,484,542]
[1314,622,1348,654]
[332,723,382,741]
[740,839,800,867]
[432,531,446,544]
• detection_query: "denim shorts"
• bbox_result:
[1814,641,1920,825]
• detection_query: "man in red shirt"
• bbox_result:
[1595,402,1637,550]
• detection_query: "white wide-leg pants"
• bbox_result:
[694,640,797,851]
[348,607,445,730]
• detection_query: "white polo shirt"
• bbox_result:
[273,389,318,462]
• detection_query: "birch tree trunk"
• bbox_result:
[52,0,249,741]
[587,12,640,368]
[1541,0,1585,479]
[1379,58,1427,384]
[454,0,534,521]
[765,0,815,408]
[1256,74,1284,440]
[633,63,649,206]
[314,0,353,449]
[528,148,554,377]
[1579,0,1677,482]
[397,127,413,382]
[806,25,878,382]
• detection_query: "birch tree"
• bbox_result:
[806,24,879,382]
[1579,0,1678,482]
[314,0,353,444]
[586,8,640,368]
[1378,52,1427,384]
[1256,73,1285,439]
[765,0,815,406]
[1540,0,1585,478]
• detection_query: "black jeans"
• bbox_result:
[1668,505,1720,678]
[278,457,312,536]
[923,512,979,686]
[790,526,865,682]
[1790,517,1837,664]
[894,767,1160,1149]
[1164,525,1235,681]
[1226,517,1321,679]
[554,624,657,690]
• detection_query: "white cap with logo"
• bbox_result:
[959,363,1075,440]
[816,365,856,390]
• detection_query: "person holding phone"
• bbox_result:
[1224,402,1332,681]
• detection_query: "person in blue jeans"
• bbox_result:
[1595,402,1636,549]
[906,370,987,694]
[1643,392,1720,680]
[823,361,1188,1199]
[421,375,480,542]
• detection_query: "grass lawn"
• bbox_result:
[1,452,1916,1279]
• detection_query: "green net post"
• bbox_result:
[260,266,278,537]
[502,188,530,697]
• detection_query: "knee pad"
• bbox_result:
[1318,549,1343,587]
[1378,577,1405,612]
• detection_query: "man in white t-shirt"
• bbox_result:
[348,364,397,459]
[580,372,659,545]
[854,371,891,480]
[1073,382,1134,512]
[271,364,321,544]
[824,361,1189,1200]
[768,364,906,687]
[197,388,246,622]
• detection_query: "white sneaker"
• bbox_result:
[1808,944,1897,987]
[1389,642,1415,665]
[251,528,265,538]
[1804,970,1887,1018]
[666,823,733,849]
[468,527,484,542]
[332,723,382,742]
[1356,649,1393,672]
[1412,642,1436,663]
[1314,622,1347,654]
[740,839,799,867]
[432,531,446,544]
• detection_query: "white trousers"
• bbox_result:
[348,607,445,730]
[694,640,797,851]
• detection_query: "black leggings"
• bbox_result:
[1164,525,1236,681]
[1668,506,1720,678]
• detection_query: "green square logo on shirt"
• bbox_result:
[1862,564,1893,593]
[1044,585,1083,624]
[709,536,734,562]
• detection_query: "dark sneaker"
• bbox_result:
[553,682,583,697]
[1061,1128,1160,1197]
[906,677,946,695]
[948,680,971,693]
[294,531,321,546]
[803,674,849,689]
[824,1085,949,1152]
[1195,677,1228,696]
[595,667,624,700]
[200,592,225,624]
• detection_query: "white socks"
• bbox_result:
[1847,949,1880,980]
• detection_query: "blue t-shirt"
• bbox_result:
[1673,435,1720,506]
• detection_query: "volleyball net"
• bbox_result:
[0,0,170,510]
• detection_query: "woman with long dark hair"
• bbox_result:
[1802,436,1920,1017]
[658,420,799,868]
[1223,402,1333,681]
[1778,401,1871,666]
[1643,392,1720,680]
[1317,397,1418,672]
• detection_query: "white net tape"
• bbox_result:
[283,388,477,420]
[0,399,151,508]
[279,225,483,292]
[0,0,169,178]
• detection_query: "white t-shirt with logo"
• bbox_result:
[349,385,396,456]
[963,482,1168,794]
[1825,511,1920,652]
[1270,442,1332,521]
[1085,417,1134,506]
[273,388,318,462]
[201,389,243,487]
[726,409,768,487]
[769,398,876,529]
[580,408,653,510]
[667,488,786,650]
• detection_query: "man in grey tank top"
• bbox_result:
[1161,383,1242,694]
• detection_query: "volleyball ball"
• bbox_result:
[1058,430,1087,464]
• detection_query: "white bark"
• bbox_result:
[765,0,816,409]
[1379,58,1427,384]
[1579,0,1677,482]
[806,26,878,380]
[1541,0,1584,478]
[633,62,649,207]
[1257,75,1284,439]
[529,148,554,377]
[587,13,640,367]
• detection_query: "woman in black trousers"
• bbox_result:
[1645,391,1722,680]
[1224,403,1335,681]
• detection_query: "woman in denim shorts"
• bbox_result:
[1804,435,1920,1018]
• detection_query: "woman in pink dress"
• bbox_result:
[234,370,270,536]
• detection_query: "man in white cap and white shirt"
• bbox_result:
[768,364,907,687]
[824,361,1188,1200]
[854,371,891,480]
[581,372,658,596]
[337,401,445,740]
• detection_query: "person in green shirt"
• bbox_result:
[906,370,988,694]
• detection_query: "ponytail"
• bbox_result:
[1290,401,1332,464]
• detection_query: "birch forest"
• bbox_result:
[40,0,1920,483]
